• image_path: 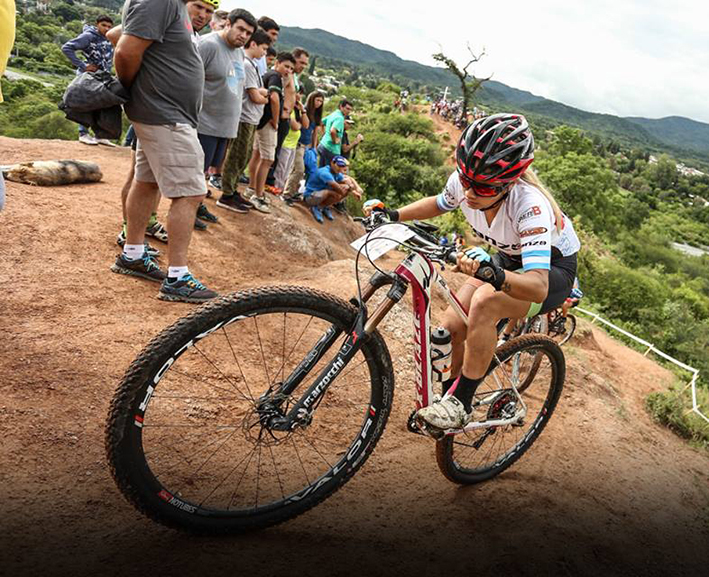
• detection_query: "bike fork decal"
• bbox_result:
[396,263,434,409]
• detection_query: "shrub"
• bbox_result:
[646,386,709,450]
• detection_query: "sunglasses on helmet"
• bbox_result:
[457,173,509,197]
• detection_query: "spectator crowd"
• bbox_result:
[58,0,366,304]
[430,95,487,129]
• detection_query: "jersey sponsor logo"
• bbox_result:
[520,226,547,238]
[471,227,548,252]
[521,240,548,248]
[518,206,542,223]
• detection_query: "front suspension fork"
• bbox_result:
[266,271,407,431]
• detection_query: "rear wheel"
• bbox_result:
[435,335,565,484]
[106,286,395,533]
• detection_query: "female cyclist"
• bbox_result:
[364,113,581,429]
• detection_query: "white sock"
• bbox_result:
[123,243,145,260]
[168,266,189,281]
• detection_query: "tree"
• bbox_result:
[432,44,490,118]
[545,126,593,157]
[534,151,619,237]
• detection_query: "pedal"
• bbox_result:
[406,410,443,440]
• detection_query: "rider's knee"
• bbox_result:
[441,309,466,343]
[469,285,501,324]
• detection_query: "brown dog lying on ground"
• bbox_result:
[1,160,103,186]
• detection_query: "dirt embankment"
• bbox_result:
[1,135,709,576]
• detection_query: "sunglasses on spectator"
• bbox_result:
[458,173,509,197]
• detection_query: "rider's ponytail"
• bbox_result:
[520,169,564,233]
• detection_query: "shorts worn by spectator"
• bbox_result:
[115,0,216,303]
[247,52,295,212]
[133,123,207,198]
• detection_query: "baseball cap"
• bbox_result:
[332,155,349,167]
[344,115,355,125]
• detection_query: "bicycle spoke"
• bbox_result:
[253,317,272,388]
[167,366,247,401]
[178,428,239,497]
[280,313,286,383]
[226,447,259,511]
[291,436,311,486]
[268,444,286,501]
[221,326,256,402]
[191,344,255,405]
[294,428,334,469]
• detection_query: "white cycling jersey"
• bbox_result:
[437,172,581,272]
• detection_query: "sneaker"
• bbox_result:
[310,205,324,223]
[145,221,168,243]
[96,138,117,147]
[333,201,347,215]
[194,217,208,230]
[158,273,219,303]
[282,191,302,204]
[197,203,219,223]
[416,395,472,430]
[208,174,223,190]
[239,174,250,184]
[265,184,283,195]
[236,192,254,208]
[322,206,334,221]
[216,194,251,213]
[251,196,271,213]
[79,133,98,145]
[116,230,161,258]
[243,188,256,200]
[111,253,166,283]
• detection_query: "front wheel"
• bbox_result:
[106,286,395,533]
[435,334,565,484]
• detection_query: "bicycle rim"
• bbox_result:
[106,287,394,533]
[435,335,565,484]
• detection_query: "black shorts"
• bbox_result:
[493,252,577,316]
[197,134,229,171]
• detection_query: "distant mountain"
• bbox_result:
[625,116,709,157]
[279,26,709,163]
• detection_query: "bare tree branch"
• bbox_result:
[432,43,490,119]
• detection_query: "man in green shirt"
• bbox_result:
[317,99,353,167]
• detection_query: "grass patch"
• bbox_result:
[646,384,709,450]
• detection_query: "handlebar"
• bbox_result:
[354,213,459,266]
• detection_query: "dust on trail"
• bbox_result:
[1,136,708,576]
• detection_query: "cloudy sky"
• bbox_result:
[223,0,709,124]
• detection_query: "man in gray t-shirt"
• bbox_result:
[122,0,204,128]
[197,9,256,171]
[113,0,217,303]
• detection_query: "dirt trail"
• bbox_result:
[1,136,709,576]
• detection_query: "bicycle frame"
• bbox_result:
[266,247,528,435]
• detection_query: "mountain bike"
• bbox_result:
[105,215,565,534]
[509,307,576,347]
